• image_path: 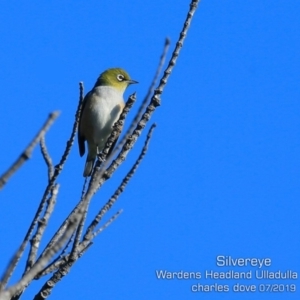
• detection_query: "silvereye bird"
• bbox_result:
[78,68,137,177]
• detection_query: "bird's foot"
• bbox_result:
[97,153,106,163]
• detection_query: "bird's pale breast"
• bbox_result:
[80,86,124,151]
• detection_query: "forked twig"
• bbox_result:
[0,111,60,190]
[40,136,54,180]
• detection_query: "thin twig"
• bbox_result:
[40,136,54,180]
[69,202,88,261]
[156,1,200,94]
[26,184,59,271]
[51,81,84,179]
[81,177,88,199]
[94,209,123,237]
[0,111,60,191]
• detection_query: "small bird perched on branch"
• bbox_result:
[78,68,138,177]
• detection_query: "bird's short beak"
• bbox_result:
[128,79,138,85]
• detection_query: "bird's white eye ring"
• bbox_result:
[117,74,124,81]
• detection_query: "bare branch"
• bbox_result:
[0,83,84,290]
[34,232,75,279]
[0,210,81,300]
[33,210,122,300]
[34,237,90,280]
[82,124,156,246]
[0,111,60,191]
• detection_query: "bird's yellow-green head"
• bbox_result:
[94,68,138,92]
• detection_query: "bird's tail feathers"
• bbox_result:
[83,148,96,177]
[83,158,95,177]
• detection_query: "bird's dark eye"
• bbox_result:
[117,74,125,81]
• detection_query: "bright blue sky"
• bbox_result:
[0,0,299,299]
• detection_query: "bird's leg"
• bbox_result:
[96,146,106,163]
